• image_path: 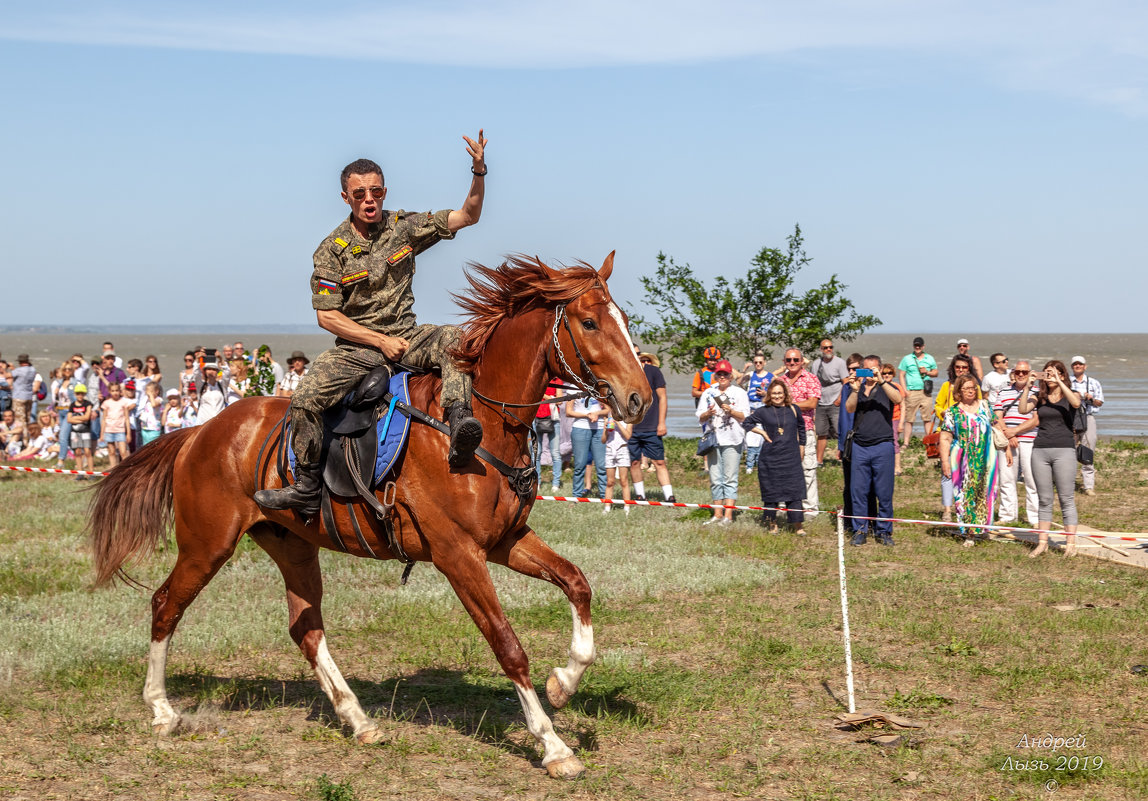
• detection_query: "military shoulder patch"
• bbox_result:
[341,269,369,285]
[334,237,349,248]
[387,245,413,265]
[316,278,338,295]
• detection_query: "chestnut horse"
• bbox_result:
[86,253,650,779]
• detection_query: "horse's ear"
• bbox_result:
[598,251,615,282]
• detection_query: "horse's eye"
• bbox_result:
[581,319,597,331]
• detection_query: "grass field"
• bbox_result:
[1,437,1146,800]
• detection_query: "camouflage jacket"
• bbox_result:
[310,210,455,342]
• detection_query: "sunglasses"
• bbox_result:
[784,357,802,363]
[881,371,894,376]
[350,186,385,201]
[820,345,833,350]
[1014,370,1030,375]
[954,367,970,372]
[714,371,731,378]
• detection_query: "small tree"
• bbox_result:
[631,224,880,372]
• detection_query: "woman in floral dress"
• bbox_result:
[939,373,1008,545]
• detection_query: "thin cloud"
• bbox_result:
[3,1,1146,113]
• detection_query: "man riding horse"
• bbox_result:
[255,131,489,515]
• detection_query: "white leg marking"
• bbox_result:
[607,302,643,368]
[311,634,377,739]
[144,636,180,734]
[514,680,576,766]
[552,602,595,697]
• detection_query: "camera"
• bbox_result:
[1031,371,1049,380]
[715,393,730,407]
[855,368,874,378]
[203,348,218,364]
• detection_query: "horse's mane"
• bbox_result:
[451,255,605,373]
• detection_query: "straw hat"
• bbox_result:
[288,350,310,365]
[638,352,661,368]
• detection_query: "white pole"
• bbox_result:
[837,510,856,713]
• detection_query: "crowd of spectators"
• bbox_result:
[1,336,1107,553]
[0,341,308,478]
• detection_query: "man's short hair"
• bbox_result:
[864,355,882,367]
[341,158,385,191]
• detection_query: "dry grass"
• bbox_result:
[0,437,1146,800]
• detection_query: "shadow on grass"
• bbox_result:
[165,665,641,759]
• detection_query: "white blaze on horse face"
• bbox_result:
[606,302,642,368]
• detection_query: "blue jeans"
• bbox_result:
[571,426,607,498]
[534,418,562,487]
[745,444,761,471]
[57,417,72,461]
[850,440,895,535]
[706,443,743,500]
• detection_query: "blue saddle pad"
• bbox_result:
[288,372,413,487]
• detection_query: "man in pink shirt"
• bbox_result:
[779,348,822,514]
[100,382,136,468]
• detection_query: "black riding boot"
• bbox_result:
[253,463,322,517]
[446,403,483,467]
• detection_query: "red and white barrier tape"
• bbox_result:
[0,464,108,477]
[5,467,1145,543]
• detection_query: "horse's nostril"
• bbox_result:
[627,392,642,416]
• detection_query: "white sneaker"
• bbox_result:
[703,517,720,526]
[719,518,733,527]
[602,504,611,514]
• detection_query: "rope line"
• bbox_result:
[5,464,1146,543]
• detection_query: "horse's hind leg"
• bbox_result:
[490,528,594,710]
[146,532,243,734]
[247,525,381,744]
[435,548,584,779]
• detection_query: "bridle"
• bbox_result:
[549,302,619,411]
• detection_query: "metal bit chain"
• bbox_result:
[552,304,602,401]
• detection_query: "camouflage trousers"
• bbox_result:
[289,323,471,465]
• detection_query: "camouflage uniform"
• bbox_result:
[291,209,470,465]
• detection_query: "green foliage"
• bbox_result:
[631,224,881,371]
[248,345,279,397]
[315,774,358,801]
[886,688,954,711]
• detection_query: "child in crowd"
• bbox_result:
[182,387,199,428]
[100,382,136,468]
[602,415,633,515]
[123,380,142,454]
[138,382,164,445]
[67,384,94,478]
[162,388,184,434]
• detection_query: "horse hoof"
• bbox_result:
[546,671,572,709]
[151,716,180,736]
[355,727,384,745]
[545,755,585,780]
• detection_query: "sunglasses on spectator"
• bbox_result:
[1014,370,1030,375]
[821,344,833,350]
[350,187,385,200]
[753,360,765,365]
[784,357,802,363]
[881,371,894,376]
[954,366,970,372]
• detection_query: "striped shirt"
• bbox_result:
[994,385,1036,443]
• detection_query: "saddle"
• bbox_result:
[320,366,395,497]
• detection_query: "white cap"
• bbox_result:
[1071,355,1086,365]
[166,388,180,398]
[956,338,969,345]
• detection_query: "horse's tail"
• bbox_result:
[86,427,199,587]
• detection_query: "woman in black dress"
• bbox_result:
[742,379,807,534]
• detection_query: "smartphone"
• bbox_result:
[1031,371,1048,380]
[855,368,874,378]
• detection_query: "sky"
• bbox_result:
[1,1,1145,333]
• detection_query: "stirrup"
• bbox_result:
[447,404,483,467]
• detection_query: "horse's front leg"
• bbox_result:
[434,546,584,779]
[490,528,595,710]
